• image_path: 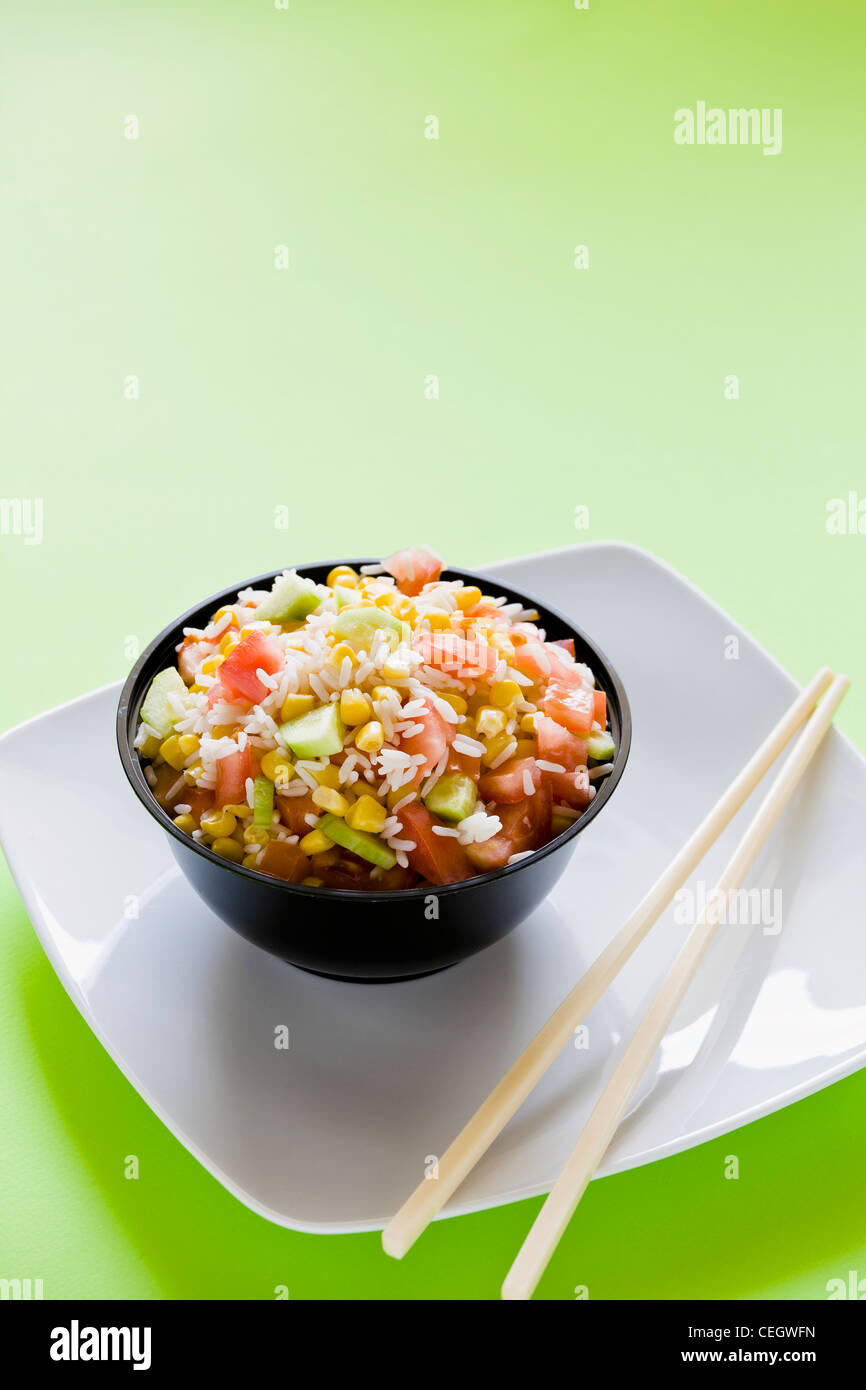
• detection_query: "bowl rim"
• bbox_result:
[117,559,632,901]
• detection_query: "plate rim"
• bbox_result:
[1,538,864,1234]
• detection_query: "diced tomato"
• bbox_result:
[276,792,319,836]
[214,745,252,808]
[309,849,374,890]
[415,630,498,679]
[302,850,419,892]
[511,642,552,682]
[258,840,308,882]
[541,680,595,736]
[546,646,586,687]
[382,546,444,597]
[537,714,587,768]
[398,697,456,784]
[182,787,215,824]
[550,637,575,658]
[464,783,553,873]
[478,756,541,804]
[207,681,228,708]
[447,748,481,781]
[219,630,284,705]
[593,690,607,729]
[465,603,502,620]
[398,800,476,885]
[536,714,589,806]
[376,864,420,891]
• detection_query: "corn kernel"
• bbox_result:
[327,565,358,587]
[260,749,294,786]
[211,724,234,740]
[340,688,373,727]
[382,654,412,681]
[311,786,350,816]
[455,585,482,611]
[476,706,507,738]
[396,599,417,623]
[183,760,205,786]
[330,641,359,669]
[242,853,261,868]
[513,738,537,758]
[355,720,385,753]
[302,876,324,887]
[243,825,271,846]
[300,828,334,855]
[219,631,240,656]
[139,734,162,759]
[490,632,515,660]
[520,712,539,734]
[190,683,208,694]
[551,814,573,837]
[213,606,239,628]
[200,655,224,676]
[158,735,186,770]
[371,685,395,703]
[346,794,387,834]
[387,786,417,811]
[173,814,195,834]
[280,692,315,722]
[481,731,516,767]
[212,836,244,862]
[490,680,521,711]
[374,590,398,611]
[436,690,467,716]
[201,809,238,838]
[223,802,252,819]
[308,766,337,793]
[422,608,451,630]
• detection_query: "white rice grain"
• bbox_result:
[487,738,517,770]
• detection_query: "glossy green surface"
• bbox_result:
[1,0,864,1299]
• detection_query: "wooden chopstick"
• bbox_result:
[502,671,850,1300]
[382,666,834,1261]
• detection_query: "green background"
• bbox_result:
[2,0,864,1299]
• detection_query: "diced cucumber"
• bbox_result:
[254,572,322,624]
[423,772,477,824]
[280,702,345,758]
[140,668,191,739]
[333,584,357,611]
[332,605,410,650]
[253,775,274,827]
[317,814,397,870]
[586,729,615,761]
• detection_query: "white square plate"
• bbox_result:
[1,543,864,1233]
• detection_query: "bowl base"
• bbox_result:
[291,960,458,985]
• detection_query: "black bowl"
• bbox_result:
[117,561,631,982]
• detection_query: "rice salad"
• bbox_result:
[135,547,616,890]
